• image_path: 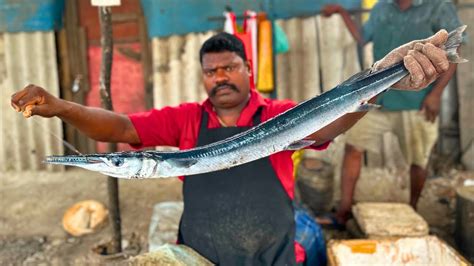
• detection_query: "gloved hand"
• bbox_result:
[372,30,449,90]
[11,84,62,118]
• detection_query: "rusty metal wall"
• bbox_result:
[0,32,63,172]
[149,15,360,107]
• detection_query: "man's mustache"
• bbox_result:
[210,83,239,96]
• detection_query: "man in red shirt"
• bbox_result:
[11,31,450,265]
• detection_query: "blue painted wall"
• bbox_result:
[0,0,359,35]
[0,0,65,32]
[141,0,361,37]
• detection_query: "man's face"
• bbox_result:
[201,51,251,109]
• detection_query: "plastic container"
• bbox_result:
[327,236,470,266]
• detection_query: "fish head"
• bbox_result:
[44,152,155,178]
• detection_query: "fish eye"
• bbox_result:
[110,157,124,167]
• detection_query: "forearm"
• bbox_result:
[57,99,140,144]
[307,94,376,143]
[307,112,367,144]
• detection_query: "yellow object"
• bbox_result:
[291,150,304,180]
[344,241,377,254]
[327,237,470,266]
[362,0,378,23]
[62,200,108,236]
[256,20,274,92]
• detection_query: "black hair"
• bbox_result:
[199,32,247,64]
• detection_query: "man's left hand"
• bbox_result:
[421,92,441,122]
[372,30,449,91]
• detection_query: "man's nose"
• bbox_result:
[215,68,229,83]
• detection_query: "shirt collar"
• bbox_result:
[202,89,268,126]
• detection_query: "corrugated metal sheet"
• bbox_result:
[276,15,361,102]
[151,31,215,108]
[276,17,321,101]
[1,32,63,171]
[150,15,361,106]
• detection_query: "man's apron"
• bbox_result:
[178,108,296,265]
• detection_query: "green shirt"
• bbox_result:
[363,0,463,111]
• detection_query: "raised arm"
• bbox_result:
[321,4,364,45]
[11,84,141,144]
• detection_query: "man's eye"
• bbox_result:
[204,70,214,77]
[110,157,124,167]
[225,66,235,72]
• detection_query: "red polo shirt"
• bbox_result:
[128,89,329,262]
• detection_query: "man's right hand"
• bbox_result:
[11,84,63,118]
[11,84,140,144]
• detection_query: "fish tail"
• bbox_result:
[445,25,468,63]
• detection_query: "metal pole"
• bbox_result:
[98,6,122,253]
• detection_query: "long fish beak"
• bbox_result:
[45,155,106,167]
[44,154,140,178]
[44,155,115,176]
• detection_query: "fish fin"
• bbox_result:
[285,140,316,150]
[170,158,198,168]
[351,103,381,113]
[445,25,468,64]
[339,68,372,86]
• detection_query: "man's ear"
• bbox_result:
[245,61,251,75]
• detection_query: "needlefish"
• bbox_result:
[45,26,466,179]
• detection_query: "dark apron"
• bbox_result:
[178,108,296,266]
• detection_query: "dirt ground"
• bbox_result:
[0,169,183,264]
[0,167,472,264]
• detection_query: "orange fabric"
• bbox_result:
[257,20,274,92]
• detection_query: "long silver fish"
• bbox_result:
[46,26,466,179]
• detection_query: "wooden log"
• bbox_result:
[98,6,122,254]
[455,186,474,263]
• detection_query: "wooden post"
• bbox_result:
[98,5,122,254]
[455,186,474,262]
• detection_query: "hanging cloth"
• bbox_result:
[256,15,274,93]
[223,11,258,89]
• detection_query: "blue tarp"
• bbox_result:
[141,0,361,37]
[0,0,65,33]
